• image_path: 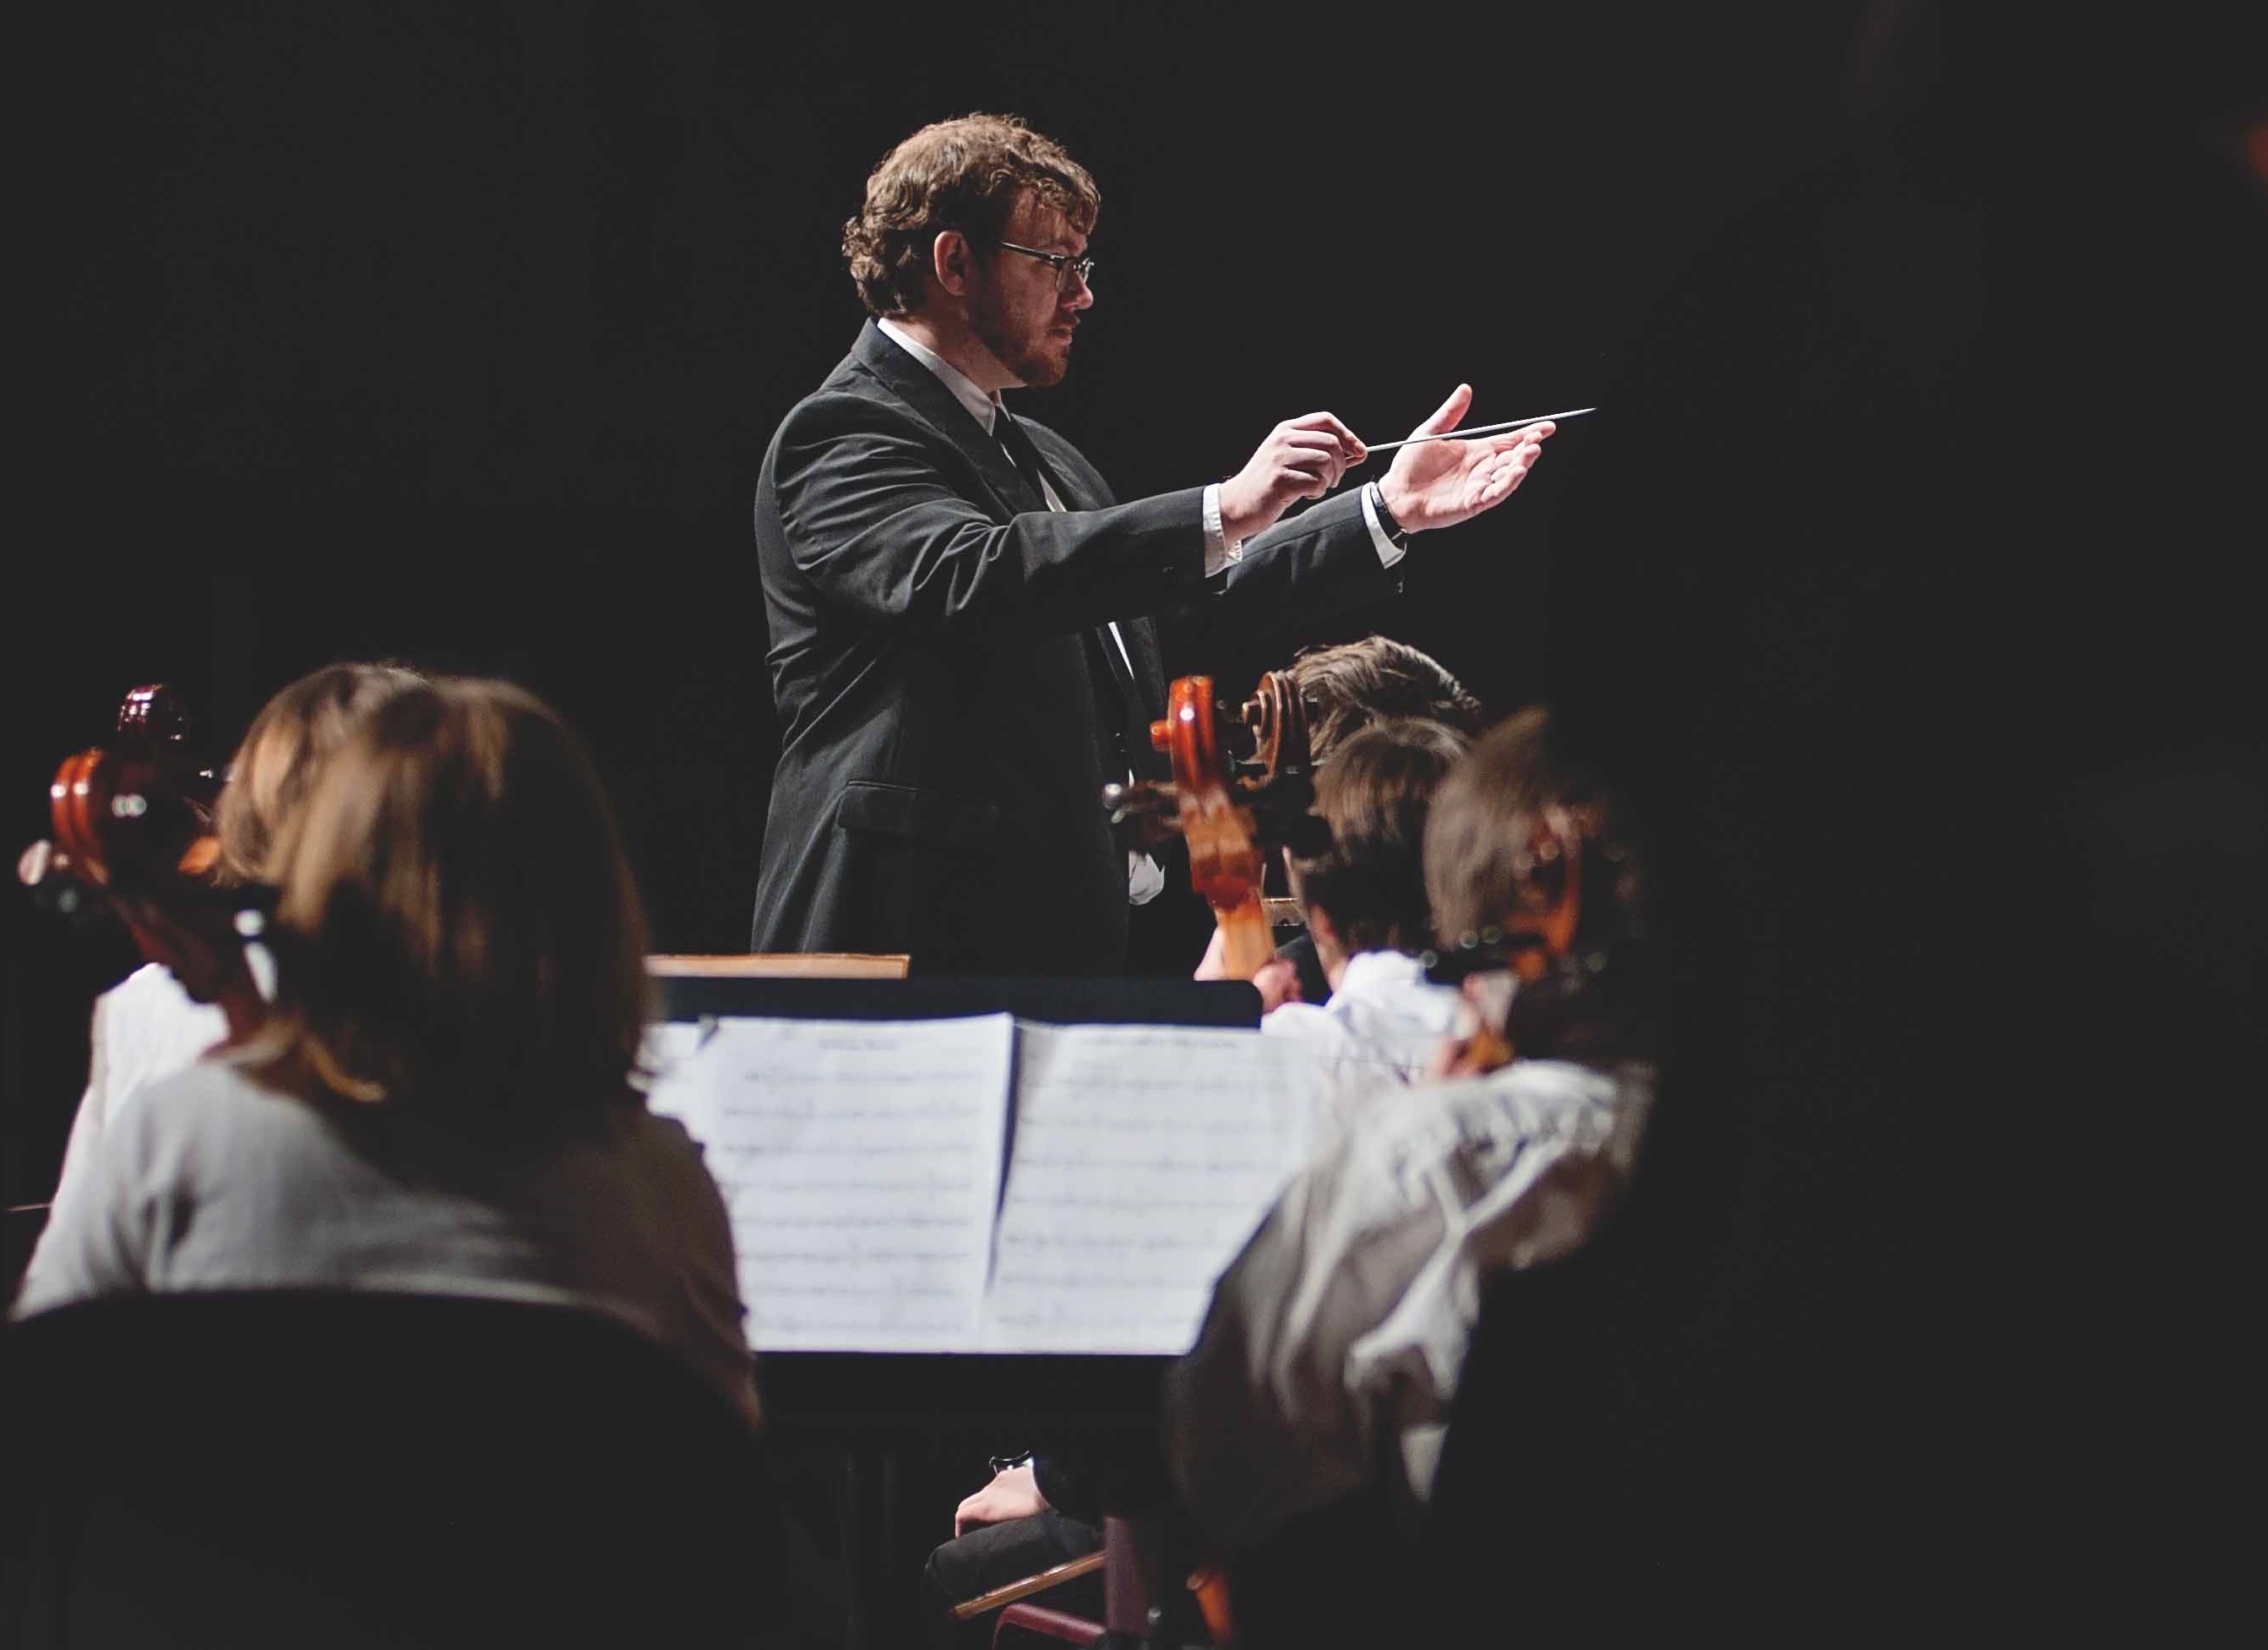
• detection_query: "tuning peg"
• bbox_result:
[18,838,64,889]
[17,840,106,925]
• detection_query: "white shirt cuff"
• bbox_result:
[1359,483,1408,570]
[1202,483,1241,578]
[1129,851,1166,906]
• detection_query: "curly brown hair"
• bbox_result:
[1286,636,1486,765]
[842,113,1099,317]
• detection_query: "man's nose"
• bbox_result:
[1062,272,1095,312]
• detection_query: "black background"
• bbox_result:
[5,0,2264,1611]
[3,1,1874,1194]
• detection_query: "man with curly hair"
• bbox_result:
[752,113,1553,974]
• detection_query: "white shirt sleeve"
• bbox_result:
[1358,484,1408,569]
[1206,483,1401,574]
[1201,483,1240,576]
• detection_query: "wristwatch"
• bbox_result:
[987,1451,1036,1476]
[1366,480,1411,549]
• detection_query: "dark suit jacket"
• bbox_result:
[750,321,1398,974]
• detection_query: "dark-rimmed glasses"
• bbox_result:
[992,238,1096,292]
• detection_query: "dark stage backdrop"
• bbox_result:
[3,1,1864,1197]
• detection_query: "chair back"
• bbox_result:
[3,1291,788,1647]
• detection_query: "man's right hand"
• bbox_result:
[1218,413,1366,549]
[954,1462,1049,1537]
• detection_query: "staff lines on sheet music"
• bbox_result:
[1015,1118,1291,1137]
[730,1213,974,1228]
[717,1070,998,1090]
[1007,1157,1292,1180]
[991,1282,1202,1302]
[721,1171,979,1189]
[706,1111,984,1125]
[706,1147,978,1168]
[706,1128,984,1144]
[756,1282,969,1297]
[994,1205,1270,1226]
[742,1250,975,1266]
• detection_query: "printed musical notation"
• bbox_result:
[646,1015,1012,1351]
[645,1015,1316,1355]
[982,1023,1315,1353]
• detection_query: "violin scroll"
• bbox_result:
[1104,670,1319,980]
[20,685,266,1037]
[26,684,220,897]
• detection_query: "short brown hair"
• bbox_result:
[1424,707,1645,947]
[251,678,650,1142]
[1425,708,1653,1061]
[1287,637,1485,766]
[214,662,426,885]
[1288,718,1471,956]
[843,113,1099,317]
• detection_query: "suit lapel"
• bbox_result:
[850,322,1044,516]
[847,324,1161,758]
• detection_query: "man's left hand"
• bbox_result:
[1377,384,1552,533]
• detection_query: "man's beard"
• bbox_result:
[971,293,1069,389]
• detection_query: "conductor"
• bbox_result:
[751,113,1553,974]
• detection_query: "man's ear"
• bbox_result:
[931,229,972,297]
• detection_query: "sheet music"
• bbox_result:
[981,1023,1319,1354]
[645,1014,1014,1352]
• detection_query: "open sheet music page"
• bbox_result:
[982,1023,1318,1354]
[645,1014,1014,1351]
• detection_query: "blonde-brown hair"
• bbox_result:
[1287,718,1470,956]
[214,662,426,885]
[250,678,651,1141]
[1424,707,1643,944]
[843,113,1099,317]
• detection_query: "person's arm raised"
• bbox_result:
[1216,412,1368,552]
[1373,384,1553,533]
[771,396,1210,640]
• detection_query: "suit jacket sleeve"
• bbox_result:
[1186,490,1405,647]
[771,391,1214,641]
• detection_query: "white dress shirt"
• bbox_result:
[1260,948,1464,1130]
[1168,1056,1655,1546]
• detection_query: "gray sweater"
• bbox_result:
[17,1056,759,1427]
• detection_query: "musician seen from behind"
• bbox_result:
[1241,717,1472,1125]
[15,679,759,1429]
[1286,635,1487,761]
[1228,634,1487,1005]
[750,113,1556,974]
[1167,707,1657,1548]
[34,662,424,1238]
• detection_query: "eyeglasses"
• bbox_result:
[992,237,1096,292]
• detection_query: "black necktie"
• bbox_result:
[994,411,1150,771]
[992,410,1057,511]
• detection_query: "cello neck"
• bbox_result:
[1215,890,1274,979]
